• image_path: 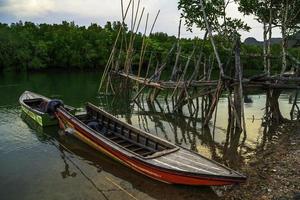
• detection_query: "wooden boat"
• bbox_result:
[56,103,247,186]
[19,91,75,127]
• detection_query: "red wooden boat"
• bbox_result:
[55,103,246,186]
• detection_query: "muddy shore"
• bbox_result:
[222,122,300,200]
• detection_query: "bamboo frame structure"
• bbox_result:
[98,0,300,139]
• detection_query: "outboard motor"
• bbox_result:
[46,99,64,115]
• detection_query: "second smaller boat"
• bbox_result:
[19,91,75,127]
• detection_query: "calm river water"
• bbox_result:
[0,70,295,199]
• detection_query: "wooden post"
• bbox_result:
[203,79,223,126]
[171,19,182,81]
[234,36,242,130]
[290,91,299,120]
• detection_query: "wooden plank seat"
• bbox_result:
[113,138,126,143]
[123,143,135,148]
[130,147,144,152]
[84,106,173,158]
[107,134,156,156]
[107,135,118,140]
[140,151,153,156]
[117,140,130,145]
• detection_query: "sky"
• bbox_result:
[0,0,281,41]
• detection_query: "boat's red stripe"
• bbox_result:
[57,110,243,186]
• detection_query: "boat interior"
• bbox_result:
[23,98,47,112]
[76,104,177,158]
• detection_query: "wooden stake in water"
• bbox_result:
[98,0,132,93]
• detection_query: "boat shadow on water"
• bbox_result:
[21,112,219,199]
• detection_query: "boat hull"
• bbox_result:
[21,104,57,127]
[57,109,245,186]
[19,91,76,127]
[19,91,58,127]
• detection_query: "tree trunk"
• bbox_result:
[267,89,285,124]
[267,2,273,75]
[263,21,268,74]
[199,0,224,76]
[281,1,289,75]
[234,38,242,129]
[281,26,287,74]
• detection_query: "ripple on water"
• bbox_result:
[0,106,41,155]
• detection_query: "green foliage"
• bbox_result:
[178,0,250,39]
[237,0,300,34]
[0,21,298,73]
[237,0,272,23]
[0,21,120,71]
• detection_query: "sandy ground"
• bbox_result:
[222,122,300,200]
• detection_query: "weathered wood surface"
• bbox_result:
[117,70,300,89]
[113,71,219,89]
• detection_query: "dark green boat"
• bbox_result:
[19,91,56,127]
[19,91,75,127]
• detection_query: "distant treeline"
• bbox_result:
[0,21,299,73]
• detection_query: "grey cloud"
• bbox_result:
[0,0,281,40]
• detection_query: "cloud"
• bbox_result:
[0,0,281,40]
[0,0,55,17]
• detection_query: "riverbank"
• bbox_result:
[223,122,300,200]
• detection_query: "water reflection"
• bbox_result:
[94,88,296,170]
[1,71,297,199]
[21,112,218,199]
[21,113,77,179]
[96,93,245,168]
[59,145,77,179]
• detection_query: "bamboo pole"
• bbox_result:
[137,10,160,76]
[144,52,152,80]
[198,0,224,76]
[171,48,195,98]
[133,7,145,36]
[149,10,160,35]
[130,0,135,32]
[132,44,176,101]
[124,0,139,74]
[132,0,141,32]
[172,48,197,110]
[98,0,132,93]
[171,19,182,81]
[125,9,159,75]
[203,79,223,126]
[199,0,225,125]
[137,13,149,78]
